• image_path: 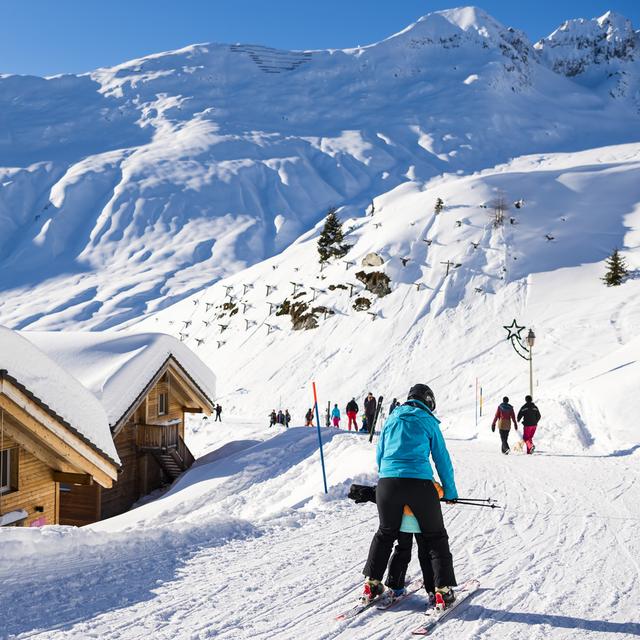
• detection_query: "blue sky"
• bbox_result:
[2,0,639,76]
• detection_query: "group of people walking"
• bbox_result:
[325,392,379,431]
[269,409,291,428]
[491,395,541,454]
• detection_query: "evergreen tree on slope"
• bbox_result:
[317,208,351,263]
[602,248,628,286]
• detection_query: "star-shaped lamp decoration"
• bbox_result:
[503,319,525,342]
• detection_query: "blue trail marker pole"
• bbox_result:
[312,381,328,494]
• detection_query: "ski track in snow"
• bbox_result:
[2,421,639,640]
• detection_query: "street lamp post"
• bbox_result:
[526,329,536,397]
[503,319,537,399]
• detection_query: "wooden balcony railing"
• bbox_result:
[136,423,195,471]
[136,423,179,451]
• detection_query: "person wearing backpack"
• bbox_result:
[491,396,518,454]
[305,408,314,427]
[360,383,458,611]
[517,395,541,454]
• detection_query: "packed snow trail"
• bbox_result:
[1,419,639,639]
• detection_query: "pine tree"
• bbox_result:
[602,248,628,286]
[317,208,351,263]
[434,198,444,215]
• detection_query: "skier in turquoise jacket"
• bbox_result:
[376,402,457,499]
[331,404,341,428]
[361,383,458,611]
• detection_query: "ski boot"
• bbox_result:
[434,586,455,611]
[359,578,385,605]
[388,586,406,602]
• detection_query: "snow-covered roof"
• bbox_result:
[24,331,217,427]
[0,326,119,464]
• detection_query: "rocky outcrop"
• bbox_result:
[355,271,391,297]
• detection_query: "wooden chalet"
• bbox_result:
[0,329,120,528]
[26,332,216,526]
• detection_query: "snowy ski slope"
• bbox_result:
[1,6,640,639]
[1,419,638,639]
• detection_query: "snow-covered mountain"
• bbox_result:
[535,11,640,108]
[0,7,639,331]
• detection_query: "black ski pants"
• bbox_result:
[499,429,510,453]
[385,532,436,592]
[363,477,456,588]
[365,411,376,431]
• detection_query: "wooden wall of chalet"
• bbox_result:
[100,420,163,520]
[58,369,202,526]
[146,374,187,436]
[0,433,59,527]
[100,373,193,520]
[59,483,99,527]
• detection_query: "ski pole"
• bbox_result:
[450,497,498,503]
[447,500,502,509]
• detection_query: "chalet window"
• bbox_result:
[1,448,18,494]
[158,392,169,416]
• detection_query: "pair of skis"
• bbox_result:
[368,394,384,442]
[336,578,480,635]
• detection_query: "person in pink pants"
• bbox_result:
[346,397,359,431]
[331,404,341,428]
[517,395,541,454]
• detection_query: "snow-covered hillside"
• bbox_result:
[137,142,640,457]
[1,7,639,331]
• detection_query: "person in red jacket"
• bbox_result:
[491,396,518,454]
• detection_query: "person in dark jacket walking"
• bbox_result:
[346,398,359,431]
[285,410,291,429]
[389,398,400,414]
[269,410,277,428]
[214,404,222,422]
[517,395,540,454]
[364,392,377,432]
[491,397,518,454]
[361,383,458,610]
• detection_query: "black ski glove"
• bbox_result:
[348,484,377,504]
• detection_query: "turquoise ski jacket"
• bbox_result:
[376,400,458,500]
